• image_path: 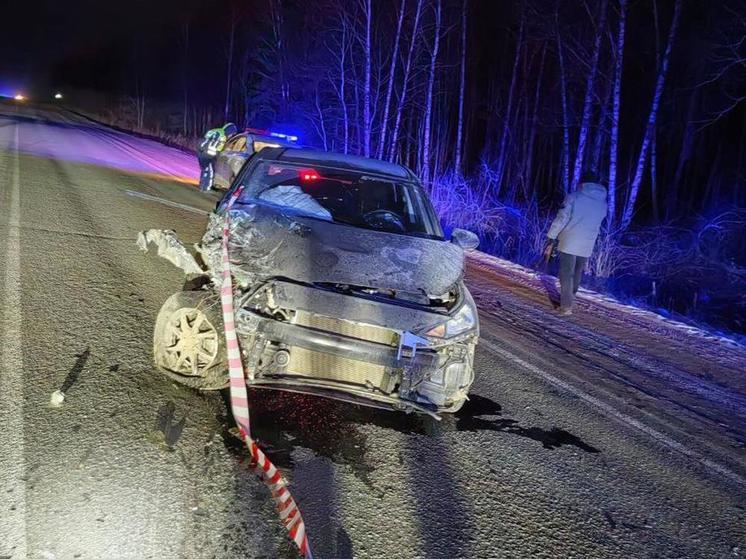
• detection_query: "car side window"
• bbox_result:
[215,158,264,213]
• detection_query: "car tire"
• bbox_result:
[153,291,230,390]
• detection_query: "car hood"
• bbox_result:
[201,203,464,297]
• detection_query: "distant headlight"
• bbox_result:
[425,303,476,339]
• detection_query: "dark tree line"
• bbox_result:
[153,0,744,233]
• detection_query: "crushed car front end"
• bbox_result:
[233,278,478,415]
[141,148,480,415]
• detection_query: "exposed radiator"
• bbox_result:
[292,311,398,345]
[285,347,388,387]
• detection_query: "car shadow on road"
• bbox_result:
[215,388,597,557]
[219,388,401,487]
[453,394,600,453]
[218,389,365,558]
[402,421,476,558]
[218,390,599,480]
[218,388,443,463]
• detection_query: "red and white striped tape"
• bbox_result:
[220,188,313,558]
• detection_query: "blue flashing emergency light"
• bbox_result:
[245,127,299,143]
[269,131,299,142]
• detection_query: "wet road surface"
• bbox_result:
[1,102,744,559]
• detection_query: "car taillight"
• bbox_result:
[299,168,320,182]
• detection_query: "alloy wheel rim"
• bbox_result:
[163,308,219,376]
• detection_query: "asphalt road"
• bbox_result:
[1,102,744,559]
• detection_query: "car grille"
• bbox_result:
[286,311,398,391]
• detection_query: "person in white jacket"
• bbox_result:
[545,172,608,315]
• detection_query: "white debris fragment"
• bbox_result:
[49,390,65,407]
[137,229,204,275]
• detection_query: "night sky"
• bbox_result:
[0,0,694,104]
[1,0,201,98]
[0,0,708,114]
[3,0,513,101]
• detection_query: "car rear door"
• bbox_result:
[214,135,245,188]
[222,135,251,186]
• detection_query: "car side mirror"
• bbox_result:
[451,228,479,251]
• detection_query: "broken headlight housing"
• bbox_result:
[424,302,476,339]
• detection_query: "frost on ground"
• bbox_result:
[469,250,745,351]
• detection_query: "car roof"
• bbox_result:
[272,148,416,180]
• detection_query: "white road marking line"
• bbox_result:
[124,189,209,216]
[478,337,746,487]
[0,124,28,558]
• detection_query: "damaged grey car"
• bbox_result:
[140,148,480,415]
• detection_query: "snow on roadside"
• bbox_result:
[467,250,745,351]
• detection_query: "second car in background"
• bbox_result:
[213,130,297,190]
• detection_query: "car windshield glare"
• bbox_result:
[238,161,443,238]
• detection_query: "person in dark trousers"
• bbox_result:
[197,122,238,191]
[545,171,608,315]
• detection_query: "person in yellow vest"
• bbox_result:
[197,122,237,191]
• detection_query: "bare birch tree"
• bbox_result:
[621,0,682,230]
[269,0,289,112]
[523,43,546,195]
[388,0,424,161]
[649,0,661,222]
[494,6,524,192]
[607,0,627,225]
[421,0,442,186]
[180,20,190,135]
[555,10,570,194]
[360,0,373,157]
[571,0,608,190]
[223,2,245,121]
[376,0,406,159]
[327,8,352,153]
[454,0,468,172]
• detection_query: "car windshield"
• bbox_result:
[236,161,443,238]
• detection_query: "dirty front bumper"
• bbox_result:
[233,282,476,415]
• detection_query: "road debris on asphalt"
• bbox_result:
[136,229,203,275]
[49,390,65,407]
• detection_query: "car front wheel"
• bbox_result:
[153,291,229,390]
